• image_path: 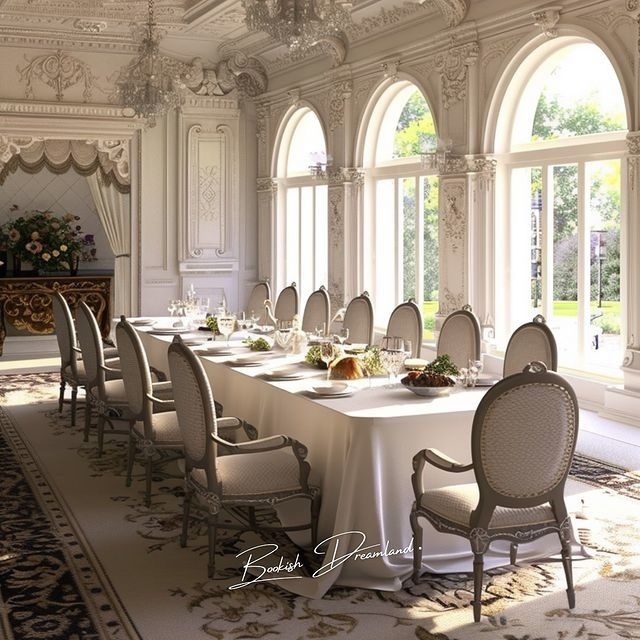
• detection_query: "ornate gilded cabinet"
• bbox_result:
[0,274,111,356]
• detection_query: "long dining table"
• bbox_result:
[134,321,588,598]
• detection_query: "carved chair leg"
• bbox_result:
[310,493,321,549]
[144,456,153,508]
[70,386,78,427]
[510,542,519,565]
[83,399,92,442]
[472,551,485,622]
[58,379,66,414]
[207,514,219,579]
[410,509,423,584]
[559,529,575,609]
[248,506,256,529]
[125,432,136,487]
[97,415,105,457]
[180,487,193,548]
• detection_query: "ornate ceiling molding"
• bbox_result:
[421,0,469,28]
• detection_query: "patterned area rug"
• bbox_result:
[1,372,640,640]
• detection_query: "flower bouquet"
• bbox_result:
[0,209,96,275]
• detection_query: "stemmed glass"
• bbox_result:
[467,359,483,387]
[217,314,236,347]
[334,328,350,345]
[167,300,178,317]
[320,341,336,381]
[379,336,405,388]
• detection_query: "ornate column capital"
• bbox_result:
[627,131,640,154]
[256,177,278,193]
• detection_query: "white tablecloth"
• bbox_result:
[136,325,588,597]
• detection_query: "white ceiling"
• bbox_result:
[0,0,451,73]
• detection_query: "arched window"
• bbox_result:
[362,81,439,339]
[495,39,627,376]
[275,108,328,304]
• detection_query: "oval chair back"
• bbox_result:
[503,315,558,377]
[274,282,299,322]
[343,291,374,345]
[437,306,481,369]
[301,286,330,334]
[76,301,104,391]
[386,299,423,358]
[246,281,271,319]
[51,291,78,376]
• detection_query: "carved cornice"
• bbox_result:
[532,6,562,38]
[0,100,134,122]
[421,0,469,28]
[435,40,479,109]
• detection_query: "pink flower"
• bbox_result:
[41,252,51,261]
[31,231,40,240]
[26,241,43,254]
[51,221,60,230]
[8,228,20,242]
[52,249,60,257]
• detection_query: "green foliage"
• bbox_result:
[393,91,436,159]
[205,315,219,334]
[425,354,459,376]
[362,346,385,375]
[243,337,271,351]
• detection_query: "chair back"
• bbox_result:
[168,336,219,489]
[246,281,271,318]
[76,301,104,390]
[275,282,299,322]
[503,314,558,377]
[471,362,578,516]
[115,317,153,427]
[386,299,423,357]
[437,306,481,369]
[343,291,374,345]
[301,286,330,333]
[51,291,77,376]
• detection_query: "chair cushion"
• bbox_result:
[90,379,129,405]
[190,449,302,497]
[420,483,557,529]
[132,411,182,445]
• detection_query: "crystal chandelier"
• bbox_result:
[244,0,352,53]
[116,0,183,127]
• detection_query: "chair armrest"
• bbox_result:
[411,448,473,502]
[145,393,174,407]
[211,433,292,453]
[217,416,244,430]
[103,346,118,359]
[151,381,173,399]
[101,364,121,376]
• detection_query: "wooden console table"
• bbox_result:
[0,275,112,357]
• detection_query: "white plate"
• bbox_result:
[475,375,501,387]
[130,318,155,326]
[227,358,264,367]
[310,382,353,397]
[148,326,192,335]
[182,338,207,347]
[264,368,304,380]
[199,348,234,356]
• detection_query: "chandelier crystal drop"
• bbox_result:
[243,0,352,53]
[116,0,184,127]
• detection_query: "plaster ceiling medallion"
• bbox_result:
[243,0,353,65]
[419,0,468,28]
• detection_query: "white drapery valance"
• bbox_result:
[86,172,131,317]
[0,137,130,192]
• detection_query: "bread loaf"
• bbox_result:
[329,356,365,380]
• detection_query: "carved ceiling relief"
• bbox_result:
[435,40,479,109]
[327,80,353,132]
[425,0,469,28]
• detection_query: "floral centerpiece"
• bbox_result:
[0,209,96,274]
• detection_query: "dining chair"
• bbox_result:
[301,285,331,334]
[503,314,558,377]
[167,335,321,579]
[246,281,272,319]
[410,361,578,622]
[76,301,129,453]
[274,282,299,323]
[116,317,184,507]
[386,298,423,357]
[437,304,481,369]
[342,291,374,345]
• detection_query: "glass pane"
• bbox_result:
[552,163,579,366]
[586,159,622,372]
[402,177,416,301]
[287,110,326,176]
[530,167,543,315]
[525,43,626,143]
[315,186,328,292]
[299,186,314,302]
[285,188,300,285]
[393,89,436,159]
[422,176,439,340]
[375,179,396,322]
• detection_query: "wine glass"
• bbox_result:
[217,314,236,347]
[167,299,178,317]
[335,327,350,345]
[379,336,405,387]
[467,359,483,387]
[320,341,336,381]
[314,322,326,338]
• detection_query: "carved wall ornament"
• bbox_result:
[256,103,270,145]
[198,166,221,223]
[532,6,562,38]
[583,6,636,30]
[182,54,267,98]
[341,167,365,187]
[627,0,639,11]
[328,189,344,250]
[0,136,37,166]
[467,155,497,191]
[420,0,469,28]
[256,177,278,193]
[441,287,464,316]
[72,19,107,33]
[327,80,353,131]
[442,182,466,252]
[479,35,522,98]
[344,4,426,44]
[17,50,97,102]
[627,132,640,191]
[626,131,640,154]
[435,40,479,108]
[381,59,400,81]
[288,89,302,108]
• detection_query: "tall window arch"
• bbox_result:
[361,81,439,338]
[275,108,328,304]
[495,38,627,376]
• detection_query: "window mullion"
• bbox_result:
[416,176,424,306]
[577,161,589,367]
[395,178,402,303]
[542,165,553,319]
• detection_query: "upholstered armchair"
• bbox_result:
[410,362,579,622]
[167,335,320,579]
